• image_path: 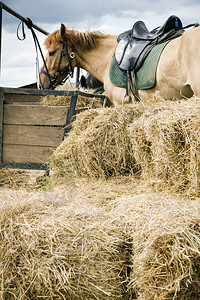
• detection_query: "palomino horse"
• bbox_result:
[39,24,200,106]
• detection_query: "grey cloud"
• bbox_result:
[2,0,199,25]
[1,0,200,35]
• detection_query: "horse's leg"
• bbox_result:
[103,74,128,105]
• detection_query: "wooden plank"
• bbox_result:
[3,144,54,164]
[4,93,42,103]
[1,87,78,97]
[4,104,68,126]
[0,162,48,170]
[3,125,63,147]
[1,87,105,99]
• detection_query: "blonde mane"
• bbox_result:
[44,28,109,50]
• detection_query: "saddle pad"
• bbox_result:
[109,40,170,90]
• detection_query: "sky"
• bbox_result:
[0,0,200,87]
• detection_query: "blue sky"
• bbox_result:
[1,0,200,87]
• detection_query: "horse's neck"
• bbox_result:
[75,35,117,82]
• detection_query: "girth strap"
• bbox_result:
[126,71,140,102]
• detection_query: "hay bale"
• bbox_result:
[108,193,200,300]
[128,98,200,195]
[51,107,144,178]
[128,117,152,176]
[0,188,131,299]
[0,177,200,299]
[51,97,200,194]
[51,109,101,177]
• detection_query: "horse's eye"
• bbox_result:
[49,51,56,56]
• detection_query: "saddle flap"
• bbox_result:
[115,37,150,71]
[115,37,129,67]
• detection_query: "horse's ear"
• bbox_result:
[60,23,66,38]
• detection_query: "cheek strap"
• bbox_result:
[40,42,75,89]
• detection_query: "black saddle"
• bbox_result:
[115,15,183,72]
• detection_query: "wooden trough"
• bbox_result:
[0,87,106,170]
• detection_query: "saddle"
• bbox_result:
[115,15,183,72]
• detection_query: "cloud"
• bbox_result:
[2,0,199,26]
[2,0,200,33]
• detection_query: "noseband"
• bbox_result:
[40,40,75,89]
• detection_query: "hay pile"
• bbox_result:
[41,93,106,109]
[1,97,200,299]
[51,106,145,178]
[110,193,200,299]
[0,169,45,190]
[129,99,200,195]
[0,180,199,299]
[0,188,131,299]
[52,98,200,196]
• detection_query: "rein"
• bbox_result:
[40,40,75,89]
[17,18,75,89]
[17,18,49,86]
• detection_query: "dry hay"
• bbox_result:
[40,81,110,109]
[1,96,200,299]
[41,92,106,109]
[128,98,200,195]
[51,97,200,196]
[0,169,46,190]
[0,185,131,299]
[0,178,199,299]
[51,106,145,178]
[109,191,200,300]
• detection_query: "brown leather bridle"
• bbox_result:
[40,40,75,89]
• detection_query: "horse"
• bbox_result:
[39,23,200,106]
[78,72,103,90]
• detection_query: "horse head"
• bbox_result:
[39,24,76,89]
